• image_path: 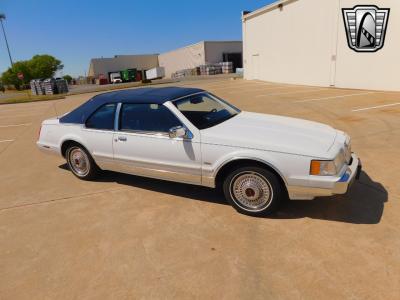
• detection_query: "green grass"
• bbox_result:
[0,94,66,105]
[2,90,27,95]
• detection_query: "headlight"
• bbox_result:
[310,152,345,176]
[344,140,352,164]
[310,160,337,176]
[334,150,346,170]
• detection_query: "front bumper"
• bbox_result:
[333,154,362,194]
[287,153,361,200]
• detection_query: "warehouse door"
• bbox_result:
[251,54,260,80]
[223,53,243,72]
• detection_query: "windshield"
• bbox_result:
[173,93,240,130]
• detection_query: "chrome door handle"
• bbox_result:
[117,136,127,142]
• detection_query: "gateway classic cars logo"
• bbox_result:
[342,5,390,52]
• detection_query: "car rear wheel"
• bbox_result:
[66,145,99,180]
[223,166,284,216]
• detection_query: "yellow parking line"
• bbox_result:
[0,139,14,143]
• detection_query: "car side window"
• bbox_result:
[86,103,117,130]
[119,103,182,133]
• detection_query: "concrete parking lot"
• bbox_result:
[0,78,399,299]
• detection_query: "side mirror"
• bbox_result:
[169,126,191,139]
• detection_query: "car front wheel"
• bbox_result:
[66,145,99,180]
[223,166,284,216]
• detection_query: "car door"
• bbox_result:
[112,102,202,185]
[80,103,117,170]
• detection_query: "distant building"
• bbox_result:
[242,0,400,91]
[88,54,159,82]
[88,41,243,82]
[159,41,243,78]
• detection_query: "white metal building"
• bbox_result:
[159,41,243,78]
[88,54,159,80]
[242,0,400,91]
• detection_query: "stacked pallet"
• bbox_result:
[220,61,233,74]
[55,79,69,94]
[205,66,216,75]
[30,80,38,95]
[199,65,206,75]
[172,68,198,79]
[204,65,222,75]
[172,62,233,79]
[199,64,214,75]
[34,80,45,95]
[200,63,230,75]
[29,78,69,95]
[172,70,185,79]
[214,64,222,74]
[43,78,56,95]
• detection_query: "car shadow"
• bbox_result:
[275,171,388,224]
[59,164,387,224]
[58,164,226,206]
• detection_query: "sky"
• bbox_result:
[0,0,273,77]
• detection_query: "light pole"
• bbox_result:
[0,13,13,67]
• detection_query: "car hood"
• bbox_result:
[201,112,338,157]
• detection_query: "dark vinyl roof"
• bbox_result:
[60,87,204,124]
[94,87,204,104]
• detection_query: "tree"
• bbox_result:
[1,54,63,89]
[63,74,73,84]
[28,55,63,79]
[1,60,32,89]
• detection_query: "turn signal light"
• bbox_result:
[310,161,321,175]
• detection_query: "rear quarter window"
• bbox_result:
[85,103,117,130]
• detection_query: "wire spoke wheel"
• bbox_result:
[229,171,273,212]
[68,147,90,177]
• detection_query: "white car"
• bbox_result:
[37,87,361,216]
